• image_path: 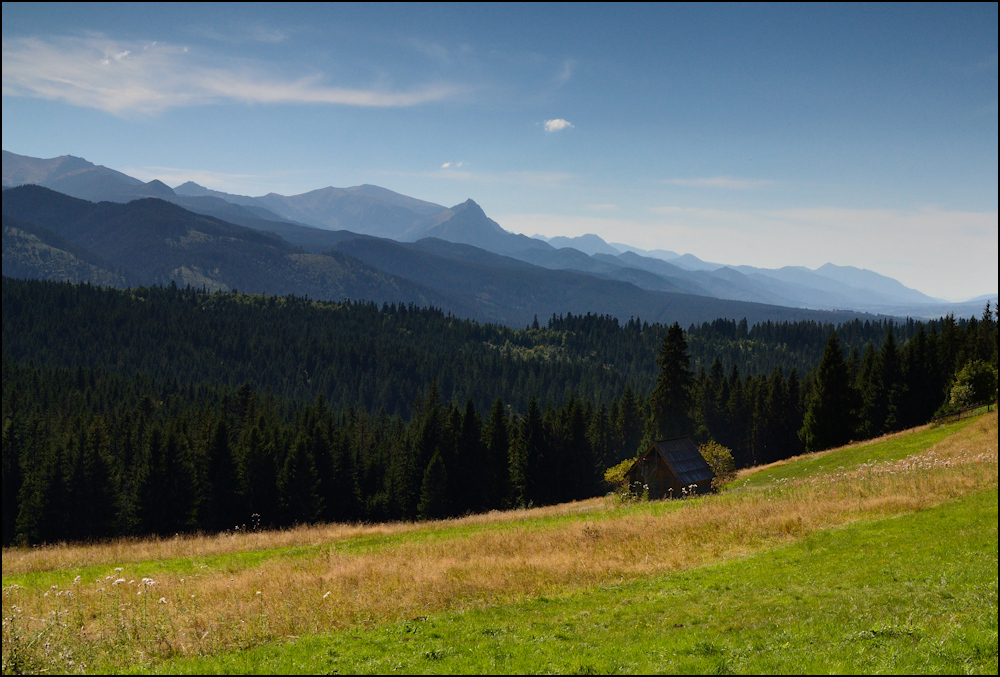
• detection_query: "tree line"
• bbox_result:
[2,278,996,545]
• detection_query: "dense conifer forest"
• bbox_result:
[3,277,996,544]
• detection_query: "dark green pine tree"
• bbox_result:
[456,399,485,513]
[509,397,545,508]
[481,398,511,511]
[2,417,24,547]
[649,323,694,440]
[134,425,167,536]
[782,369,805,458]
[858,342,880,436]
[877,330,903,433]
[277,432,324,525]
[202,418,245,532]
[417,450,450,519]
[403,385,446,518]
[587,402,613,471]
[615,385,645,461]
[900,326,939,427]
[758,368,787,465]
[240,422,279,527]
[800,331,860,452]
[160,427,197,533]
[561,397,595,501]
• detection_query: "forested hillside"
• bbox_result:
[2,278,996,545]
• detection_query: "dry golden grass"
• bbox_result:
[3,413,996,672]
[1,496,604,579]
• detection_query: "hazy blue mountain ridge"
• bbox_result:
[4,150,988,317]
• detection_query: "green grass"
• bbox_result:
[151,488,999,675]
[732,416,978,490]
[6,416,978,593]
[1,499,692,592]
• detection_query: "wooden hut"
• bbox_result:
[626,437,714,498]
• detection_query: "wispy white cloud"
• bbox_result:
[440,161,464,169]
[543,118,574,132]
[664,176,776,190]
[2,36,457,115]
[189,24,290,45]
[408,39,452,64]
[555,60,574,87]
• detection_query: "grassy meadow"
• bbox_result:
[2,412,996,674]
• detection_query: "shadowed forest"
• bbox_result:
[2,278,997,544]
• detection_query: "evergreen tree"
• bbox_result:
[649,323,694,440]
[277,432,324,524]
[481,398,510,510]
[509,397,545,507]
[160,427,197,533]
[800,332,860,452]
[417,450,450,519]
[2,417,23,546]
[456,399,485,513]
[202,418,244,531]
[615,385,644,461]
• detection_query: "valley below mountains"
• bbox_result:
[3,150,993,327]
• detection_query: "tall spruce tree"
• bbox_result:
[509,397,545,508]
[417,450,450,519]
[800,331,860,452]
[481,398,510,510]
[649,323,694,440]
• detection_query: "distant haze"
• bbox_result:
[2,4,996,300]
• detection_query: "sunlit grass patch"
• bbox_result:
[155,487,1000,675]
[2,412,995,674]
[731,416,977,489]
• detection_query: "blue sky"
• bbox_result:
[3,3,997,300]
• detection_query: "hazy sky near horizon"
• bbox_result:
[3,3,997,301]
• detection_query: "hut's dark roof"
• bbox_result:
[648,437,714,485]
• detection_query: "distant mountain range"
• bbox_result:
[3,151,994,323]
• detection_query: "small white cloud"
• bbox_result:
[544,118,574,132]
[441,161,464,170]
[441,162,451,169]
[100,49,130,65]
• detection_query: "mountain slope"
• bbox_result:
[2,214,126,287]
[333,235,871,328]
[814,263,942,304]
[0,185,448,306]
[409,199,552,254]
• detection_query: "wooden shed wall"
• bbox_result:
[627,452,712,498]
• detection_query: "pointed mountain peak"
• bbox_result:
[174,180,208,193]
[451,198,484,214]
[141,179,177,197]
